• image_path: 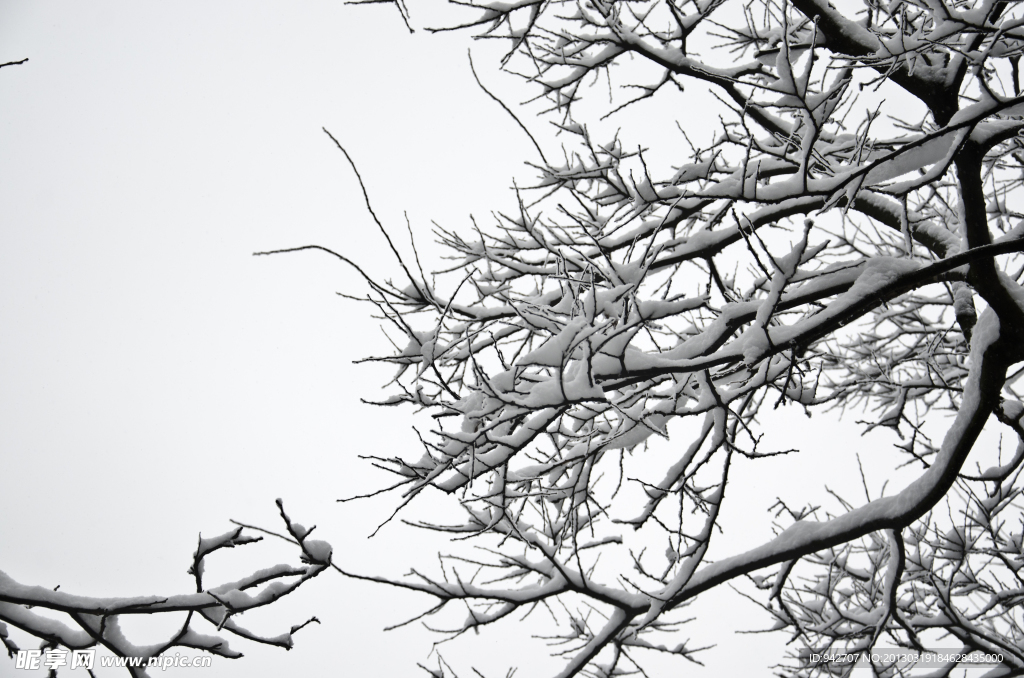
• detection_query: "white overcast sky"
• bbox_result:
[0,2,944,677]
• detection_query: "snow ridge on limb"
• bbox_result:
[0,502,327,676]
[662,305,1008,607]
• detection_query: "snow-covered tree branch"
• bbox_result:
[0,501,328,678]
[313,0,1024,674]
[7,0,1024,675]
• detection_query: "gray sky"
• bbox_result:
[0,3,920,676]
[0,3,534,674]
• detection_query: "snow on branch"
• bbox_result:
[1,503,327,677]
